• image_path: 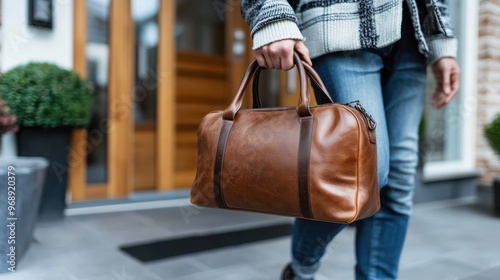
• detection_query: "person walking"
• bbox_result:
[241,0,460,279]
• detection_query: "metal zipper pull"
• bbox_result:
[346,101,377,130]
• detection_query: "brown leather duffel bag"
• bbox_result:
[190,53,380,223]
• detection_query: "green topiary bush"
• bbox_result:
[485,114,500,155]
[0,62,94,128]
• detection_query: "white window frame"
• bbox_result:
[423,0,479,181]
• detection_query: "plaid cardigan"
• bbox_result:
[241,0,457,64]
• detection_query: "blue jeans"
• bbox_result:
[290,14,427,280]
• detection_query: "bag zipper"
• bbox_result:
[346,101,377,130]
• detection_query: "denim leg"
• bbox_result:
[382,47,427,217]
[354,27,427,280]
[291,219,347,279]
[290,50,389,280]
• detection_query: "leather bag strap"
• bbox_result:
[251,63,333,108]
[252,68,263,109]
[223,52,322,120]
[213,120,233,208]
[298,116,314,218]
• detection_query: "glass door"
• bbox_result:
[70,0,136,201]
[69,0,251,201]
[131,0,160,191]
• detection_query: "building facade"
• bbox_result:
[477,0,500,186]
[0,0,498,205]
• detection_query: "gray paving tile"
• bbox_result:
[315,274,336,280]
[134,206,290,235]
[402,202,500,270]
[76,211,173,245]
[190,244,278,269]
[167,265,265,280]
[399,258,480,280]
[250,261,288,280]
[144,236,293,279]
[256,263,354,280]
[16,241,65,271]
[459,264,500,280]
[400,229,457,266]
[59,250,142,279]
[446,238,500,269]
[19,240,134,276]
[145,256,208,279]
[33,219,108,251]
[317,269,354,280]
[0,271,37,280]
[252,227,356,280]
[244,236,291,261]
[6,199,498,280]
[79,266,162,280]
[0,266,78,280]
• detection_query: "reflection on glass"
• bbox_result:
[85,0,110,184]
[423,0,463,163]
[133,0,159,123]
[176,0,225,55]
[132,0,159,191]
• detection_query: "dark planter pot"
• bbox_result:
[0,157,48,273]
[494,178,500,217]
[16,127,73,221]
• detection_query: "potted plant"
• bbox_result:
[484,113,500,216]
[0,62,94,220]
[0,99,49,273]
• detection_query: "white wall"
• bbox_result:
[0,0,74,157]
[1,0,74,72]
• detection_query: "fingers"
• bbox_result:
[295,41,312,66]
[443,70,460,104]
[254,39,309,70]
[255,49,267,68]
[262,48,275,68]
[257,44,281,69]
[265,42,290,69]
[450,70,460,95]
[441,71,451,95]
[267,44,283,69]
[432,90,446,108]
[431,58,461,108]
[280,47,294,70]
[432,69,448,108]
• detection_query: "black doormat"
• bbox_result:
[120,223,293,262]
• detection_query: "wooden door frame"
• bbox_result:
[157,0,176,191]
[69,0,137,201]
[107,0,135,197]
[227,0,252,102]
[69,0,248,201]
[69,0,90,201]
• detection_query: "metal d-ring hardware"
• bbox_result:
[346,101,377,130]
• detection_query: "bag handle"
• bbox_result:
[223,52,330,120]
[252,63,333,108]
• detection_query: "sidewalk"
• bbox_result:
[1,196,499,280]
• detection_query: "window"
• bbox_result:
[85,0,110,184]
[422,0,479,180]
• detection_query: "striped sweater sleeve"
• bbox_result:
[241,0,304,50]
[421,0,458,64]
